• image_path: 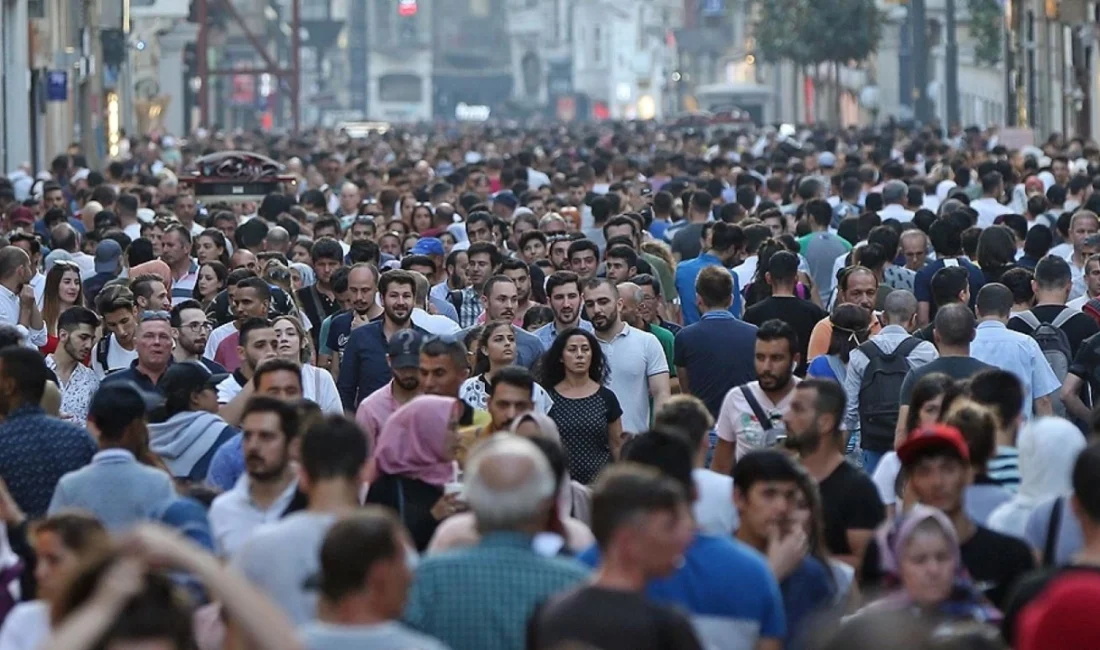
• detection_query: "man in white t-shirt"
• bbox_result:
[713,320,802,474]
[1068,253,1100,311]
[92,285,140,377]
[583,278,670,434]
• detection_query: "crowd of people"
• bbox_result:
[3,121,1100,649]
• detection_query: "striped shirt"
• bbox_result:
[988,445,1021,492]
[171,259,200,305]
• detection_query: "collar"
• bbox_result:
[3,404,44,420]
[231,368,249,386]
[696,252,723,265]
[478,531,535,550]
[976,320,1007,330]
[93,449,137,464]
[0,283,16,300]
[879,324,910,336]
[700,310,736,320]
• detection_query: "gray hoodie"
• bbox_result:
[149,411,235,480]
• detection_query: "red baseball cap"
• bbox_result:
[9,207,34,225]
[897,424,970,466]
[1017,573,1100,650]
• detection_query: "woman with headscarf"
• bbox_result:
[289,262,316,291]
[365,395,463,551]
[855,505,1000,625]
[987,416,1086,539]
[425,411,595,556]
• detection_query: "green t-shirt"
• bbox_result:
[646,323,677,377]
[641,252,679,301]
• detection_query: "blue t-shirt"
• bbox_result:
[578,533,785,649]
[675,254,743,325]
[806,355,841,381]
[673,313,757,418]
[781,557,835,644]
[913,257,985,314]
[324,312,356,359]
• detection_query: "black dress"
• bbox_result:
[365,473,443,551]
[546,386,623,484]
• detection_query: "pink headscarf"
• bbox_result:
[374,395,458,486]
[129,259,174,293]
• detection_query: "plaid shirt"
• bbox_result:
[404,531,589,650]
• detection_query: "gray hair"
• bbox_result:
[883,180,909,205]
[882,289,918,325]
[465,434,556,532]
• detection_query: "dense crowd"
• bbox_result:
[2,122,1100,649]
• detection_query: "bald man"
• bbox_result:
[841,289,938,472]
[264,226,291,255]
[0,247,46,347]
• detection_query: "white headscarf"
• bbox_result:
[988,417,1086,538]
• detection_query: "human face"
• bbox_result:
[841,271,878,311]
[522,239,546,263]
[583,283,620,333]
[241,411,291,480]
[550,241,571,269]
[485,324,516,366]
[466,220,492,244]
[340,185,360,213]
[503,268,531,303]
[104,307,137,345]
[379,234,401,258]
[256,369,303,401]
[314,257,340,286]
[569,184,586,206]
[60,323,96,362]
[549,281,581,326]
[136,320,173,368]
[45,188,66,212]
[764,216,784,238]
[58,269,81,305]
[142,281,169,312]
[291,243,312,265]
[159,231,189,267]
[197,265,221,299]
[192,386,219,413]
[605,256,634,284]
[382,280,414,326]
[605,224,636,246]
[232,251,259,274]
[173,307,212,355]
[755,338,795,392]
[901,234,928,271]
[419,353,467,396]
[1072,215,1100,253]
[570,249,599,280]
[483,281,519,322]
[783,386,825,455]
[446,252,469,288]
[175,194,197,222]
[1053,159,1069,185]
[907,455,969,514]
[637,284,659,323]
[735,480,799,544]
[467,252,494,287]
[34,530,80,600]
[273,319,302,362]
[241,327,278,372]
[635,504,693,578]
[412,207,433,233]
[562,333,592,377]
[233,288,269,324]
[918,394,945,429]
[196,235,222,264]
[898,525,957,607]
[488,382,534,430]
[391,365,420,391]
[216,217,238,244]
[348,267,378,316]
[1086,260,1100,298]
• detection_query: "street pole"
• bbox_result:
[944,0,959,128]
[80,0,101,168]
[911,0,932,123]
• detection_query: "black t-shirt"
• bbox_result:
[914,321,935,343]
[743,295,828,375]
[1008,304,1100,357]
[1070,331,1100,405]
[900,356,996,404]
[861,523,1035,610]
[819,460,886,557]
[528,586,703,650]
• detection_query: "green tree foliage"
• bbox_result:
[755,0,882,65]
[967,0,1002,65]
[754,0,816,66]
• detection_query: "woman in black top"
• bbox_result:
[541,327,623,484]
[365,395,462,550]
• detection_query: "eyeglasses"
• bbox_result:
[141,310,171,323]
[181,321,213,333]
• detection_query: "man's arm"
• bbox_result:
[712,439,736,476]
[1034,394,1054,417]
[917,301,930,326]
[336,332,361,412]
[19,286,46,347]
[648,372,671,421]
[838,529,876,568]
[841,349,867,435]
[1062,373,1091,421]
[676,366,690,395]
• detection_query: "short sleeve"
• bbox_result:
[318,317,333,354]
[899,367,919,404]
[806,356,836,380]
[913,266,933,303]
[715,388,744,443]
[673,330,687,367]
[324,316,341,354]
[644,332,670,377]
[843,472,887,531]
[600,387,623,423]
[1069,336,1099,379]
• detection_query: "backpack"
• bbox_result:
[1013,308,1076,417]
[95,335,111,372]
[857,337,921,453]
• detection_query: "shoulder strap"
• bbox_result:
[96,335,110,369]
[739,385,773,431]
[1015,309,1042,331]
[1044,496,1064,568]
[1052,307,1079,329]
[895,336,922,358]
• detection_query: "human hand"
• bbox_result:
[0,477,24,526]
[766,526,808,581]
[430,493,466,521]
[19,285,34,308]
[122,524,204,571]
[91,556,145,606]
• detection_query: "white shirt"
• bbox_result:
[205,321,237,360]
[597,324,669,434]
[693,468,738,536]
[301,364,343,414]
[70,252,96,280]
[0,284,46,348]
[29,273,45,309]
[216,373,244,404]
[879,204,914,223]
[526,168,551,189]
[411,307,461,336]
[0,601,49,650]
[91,334,138,377]
[45,355,100,425]
[209,474,299,557]
[971,197,1013,229]
[123,222,142,240]
[1068,294,1091,311]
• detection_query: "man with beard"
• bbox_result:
[45,306,101,424]
[498,258,536,326]
[711,319,800,475]
[583,278,669,435]
[782,379,884,566]
[356,330,423,450]
[535,271,593,349]
[431,250,482,328]
[214,317,279,409]
[469,276,544,369]
[418,336,492,432]
[209,395,301,556]
[806,266,882,359]
[325,264,382,371]
[170,300,226,373]
[205,277,271,373]
[101,311,175,394]
[338,270,426,411]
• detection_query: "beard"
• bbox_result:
[790,426,823,457]
[758,370,793,393]
[62,338,85,362]
[590,311,616,332]
[394,375,420,391]
[246,455,287,482]
[182,336,207,356]
[385,305,411,325]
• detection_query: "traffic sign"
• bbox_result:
[46,70,67,102]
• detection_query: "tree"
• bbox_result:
[754,0,817,67]
[967,0,1002,66]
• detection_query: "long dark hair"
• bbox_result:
[826,303,872,363]
[197,228,231,267]
[539,327,608,388]
[192,261,228,301]
[903,372,959,436]
[473,320,514,376]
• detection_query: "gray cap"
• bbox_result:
[883,180,909,205]
[94,239,123,273]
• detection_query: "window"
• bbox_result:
[593,26,602,63]
[378,74,423,103]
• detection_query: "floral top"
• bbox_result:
[45,355,100,426]
[459,375,555,414]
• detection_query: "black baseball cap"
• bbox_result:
[387,330,424,369]
[88,380,165,431]
[158,361,229,397]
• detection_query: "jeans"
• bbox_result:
[706,429,717,468]
[862,449,885,475]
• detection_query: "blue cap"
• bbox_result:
[409,237,445,256]
[493,190,518,209]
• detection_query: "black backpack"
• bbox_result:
[858,337,921,453]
